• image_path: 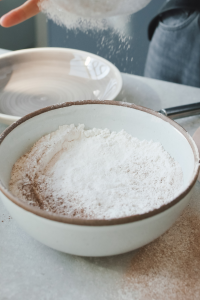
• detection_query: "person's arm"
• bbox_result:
[0,0,40,27]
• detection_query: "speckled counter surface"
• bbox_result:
[1,48,200,300]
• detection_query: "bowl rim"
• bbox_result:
[0,47,122,125]
[0,100,199,226]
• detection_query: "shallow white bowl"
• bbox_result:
[0,101,199,256]
[0,48,122,125]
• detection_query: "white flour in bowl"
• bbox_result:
[9,124,183,219]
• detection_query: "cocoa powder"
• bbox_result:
[122,202,200,300]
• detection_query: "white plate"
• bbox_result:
[0,48,122,125]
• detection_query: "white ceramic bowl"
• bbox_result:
[0,101,199,257]
[0,48,122,125]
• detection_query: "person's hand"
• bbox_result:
[0,0,40,27]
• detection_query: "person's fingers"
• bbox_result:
[0,0,40,27]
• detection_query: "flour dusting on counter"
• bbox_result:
[9,124,183,219]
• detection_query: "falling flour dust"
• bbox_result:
[37,0,151,72]
[38,0,151,31]
[9,124,183,219]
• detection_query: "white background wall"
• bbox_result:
[35,13,48,48]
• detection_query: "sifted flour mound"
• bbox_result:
[9,124,183,219]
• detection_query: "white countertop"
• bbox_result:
[1,48,200,299]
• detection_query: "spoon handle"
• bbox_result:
[158,102,200,119]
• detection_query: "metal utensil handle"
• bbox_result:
[158,102,200,119]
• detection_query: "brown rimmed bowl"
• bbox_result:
[0,101,199,256]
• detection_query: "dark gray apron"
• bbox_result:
[144,0,200,88]
[148,0,200,40]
